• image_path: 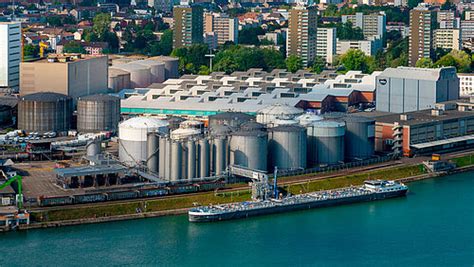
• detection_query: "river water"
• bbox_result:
[1,172,473,266]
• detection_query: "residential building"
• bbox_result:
[341,12,386,39]
[148,0,173,13]
[434,29,461,50]
[316,28,336,64]
[437,10,456,23]
[204,13,238,45]
[173,5,203,48]
[203,32,218,49]
[20,55,109,100]
[461,20,474,41]
[465,10,474,21]
[376,67,459,113]
[439,18,460,29]
[336,37,382,56]
[287,5,318,66]
[408,4,435,67]
[0,22,21,92]
[458,73,474,96]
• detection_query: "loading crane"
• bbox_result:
[0,171,23,209]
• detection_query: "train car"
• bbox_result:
[73,193,107,204]
[105,190,139,201]
[38,195,74,206]
[139,188,169,197]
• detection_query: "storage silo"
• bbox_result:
[343,116,375,160]
[86,140,101,157]
[297,113,323,127]
[147,133,159,173]
[311,121,345,165]
[115,63,152,88]
[170,128,201,140]
[18,92,73,133]
[209,125,232,176]
[152,56,179,79]
[170,140,182,181]
[118,117,169,166]
[108,68,131,92]
[208,112,255,130]
[256,104,304,127]
[159,136,169,179]
[136,60,166,83]
[187,139,197,179]
[229,122,268,172]
[198,138,210,178]
[268,125,307,170]
[77,94,121,133]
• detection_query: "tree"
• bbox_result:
[63,42,86,53]
[312,56,326,74]
[92,13,111,40]
[441,0,455,10]
[415,58,434,68]
[339,49,376,73]
[336,22,364,40]
[286,55,303,73]
[434,50,472,72]
[408,0,423,9]
[238,27,265,45]
[261,48,286,70]
[46,16,63,27]
[23,44,39,58]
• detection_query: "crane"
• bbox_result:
[0,171,23,209]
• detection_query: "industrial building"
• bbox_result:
[118,69,379,118]
[20,54,108,99]
[373,102,474,156]
[376,67,459,113]
[0,22,21,92]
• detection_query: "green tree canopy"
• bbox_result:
[23,44,39,58]
[286,55,303,73]
[415,58,434,68]
[339,49,376,73]
[63,41,86,54]
[92,13,111,40]
[312,56,326,74]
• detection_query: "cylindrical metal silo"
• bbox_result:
[170,141,182,181]
[108,68,131,92]
[147,133,159,173]
[213,137,227,175]
[229,128,268,172]
[256,103,304,127]
[268,125,307,170]
[187,139,196,179]
[198,138,210,178]
[152,56,179,79]
[18,92,73,133]
[86,140,101,157]
[77,94,121,133]
[311,121,345,165]
[118,117,169,166]
[170,128,201,140]
[343,116,375,160]
[114,63,152,88]
[164,137,172,179]
[159,136,168,179]
[136,60,166,83]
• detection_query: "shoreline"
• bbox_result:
[6,164,474,232]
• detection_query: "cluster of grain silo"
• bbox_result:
[118,117,169,166]
[229,122,268,172]
[18,92,73,133]
[256,104,304,127]
[109,56,179,90]
[108,68,131,93]
[77,94,121,133]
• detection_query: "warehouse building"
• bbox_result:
[118,69,379,118]
[20,54,108,100]
[376,67,459,113]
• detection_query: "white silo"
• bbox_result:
[108,68,131,92]
[119,117,169,166]
[115,63,152,88]
[256,104,304,127]
[136,60,166,83]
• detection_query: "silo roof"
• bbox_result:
[311,120,345,128]
[269,124,305,132]
[257,103,303,115]
[119,116,169,129]
[21,92,70,102]
[79,94,120,102]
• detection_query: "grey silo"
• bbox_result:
[187,139,197,179]
[343,116,375,160]
[170,141,182,181]
[77,94,121,133]
[18,92,73,133]
[268,125,307,170]
[164,137,172,179]
[147,133,159,174]
[159,136,168,179]
[86,140,101,157]
[229,121,268,172]
[213,137,227,175]
[155,56,179,79]
[311,121,345,165]
[198,138,210,178]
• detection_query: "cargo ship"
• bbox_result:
[188,180,408,222]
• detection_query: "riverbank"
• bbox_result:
[7,158,471,232]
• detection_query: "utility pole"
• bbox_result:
[205,49,215,72]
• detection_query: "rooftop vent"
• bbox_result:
[431,109,444,116]
[400,114,412,121]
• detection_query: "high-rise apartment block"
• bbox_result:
[434,29,461,50]
[204,13,238,45]
[408,4,434,67]
[148,0,173,13]
[316,28,336,65]
[287,5,318,66]
[173,5,203,48]
[0,22,21,92]
[341,12,386,39]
